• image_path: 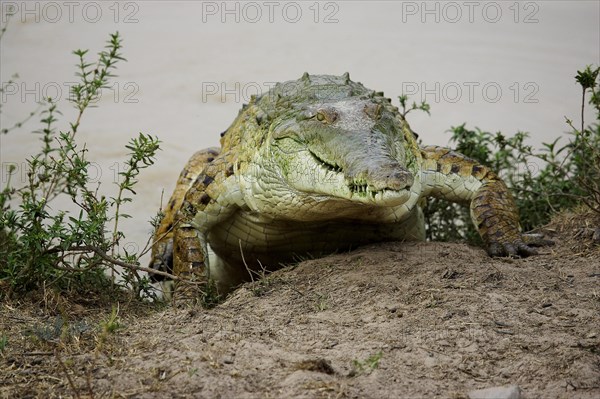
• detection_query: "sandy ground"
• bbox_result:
[2,219,599,399]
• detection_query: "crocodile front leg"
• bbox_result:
[150,149,241,302]
[420,145,548,257]
[171,153,242,302]
[150,148,220,279]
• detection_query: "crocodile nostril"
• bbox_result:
[364,168,413,191]
[385,171,413,190]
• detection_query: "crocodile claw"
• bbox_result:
[488,240,537,258]
[522,233,555,247]
[487,233,554,258]
[149,240,174,281]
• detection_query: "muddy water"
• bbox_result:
[1,1,598,265]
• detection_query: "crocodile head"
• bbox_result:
[236,73,422,218]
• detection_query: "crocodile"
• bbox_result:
[150,73,548,299]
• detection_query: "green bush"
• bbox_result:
[422,65,600,243]
[0,32,160,300]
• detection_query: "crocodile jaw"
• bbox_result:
[280,148,417,208]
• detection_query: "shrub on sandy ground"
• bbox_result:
[0,31,161,301]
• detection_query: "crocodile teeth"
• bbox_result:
[310,151,343,173]
[349,182,371,195]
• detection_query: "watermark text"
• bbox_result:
[1,1,140,24]
[400,1,540,23]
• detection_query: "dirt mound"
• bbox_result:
[2,236,599,398]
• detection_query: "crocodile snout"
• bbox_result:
[345,158,414,193]
[368,166,414,191]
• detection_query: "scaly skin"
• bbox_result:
[150,73,548,299]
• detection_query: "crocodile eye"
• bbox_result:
[315,108,338,124]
